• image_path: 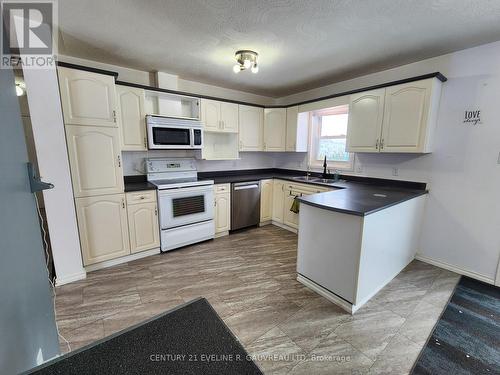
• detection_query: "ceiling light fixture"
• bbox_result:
[233,50,258,74]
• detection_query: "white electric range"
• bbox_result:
[146,158,215,252]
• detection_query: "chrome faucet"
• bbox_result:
[322,156,328,179]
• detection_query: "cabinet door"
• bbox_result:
[116,85,147,151]
[285,106,299,151]
[272,180,285,223]
[381,79,433,153]
[346,89,385,152]
[75,194,130,265]
[260,179,273,222]
[264,108,286,151]
[201,99,221,131]
[239,105,264,151]
[214,192,231,233]
[65,125,124,198]
[220,102,239,133]
[58,67,117,127]
[127,201,160,253]
[283,193,299,229]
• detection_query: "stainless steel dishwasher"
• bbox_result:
[231,181,261,231]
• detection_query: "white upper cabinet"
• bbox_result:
[220,102,239,132]
[381,78,441,153]
[116,85,147,151]
[286,106,308,152]
[65,125,124,198]
[346,88,385,153]
[239,105,264,151]
[346,78,442,154]
[201,99,239,133]
[264,108,286,151]
[58,67,117,127]
[201,99,220,131]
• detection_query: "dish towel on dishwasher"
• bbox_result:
[290,196,300,214]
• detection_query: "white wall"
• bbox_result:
[23,67,86,285]
[122,150,279,175]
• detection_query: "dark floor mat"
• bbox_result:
[411,276,500,374]
[27,298,263,375]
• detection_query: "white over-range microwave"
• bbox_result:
[146,115,203,150]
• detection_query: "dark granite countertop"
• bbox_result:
[197,168,427,216]
[123,176,156,192]
[297,184,427,216]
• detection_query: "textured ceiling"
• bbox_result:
[58,0,500,97]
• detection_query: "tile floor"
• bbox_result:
[55,225,460,374]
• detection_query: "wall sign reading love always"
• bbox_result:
[463,110,482,126]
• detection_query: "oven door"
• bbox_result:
[158,185,214,229]
[148,124,193,149]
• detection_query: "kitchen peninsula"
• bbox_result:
[297,184,427,313]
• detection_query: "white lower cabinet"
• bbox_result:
[274,180,331,230]
[260,179,273,222]
[75,194,130,266]
[126,191,160,254]
[214,184,231,235]
[272,180,285,223]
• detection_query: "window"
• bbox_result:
[308,105,354,170]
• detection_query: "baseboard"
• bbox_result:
[271,221,297,234]
[55,270,87,286]
[259,221,272,226]
[415,254,495,285]
[85,248,160,273]
[297,274,359,314]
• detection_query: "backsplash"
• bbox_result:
[122,150,281,175]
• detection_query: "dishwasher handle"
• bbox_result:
[234,184,259,191]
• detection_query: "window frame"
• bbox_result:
[308,105,354,171]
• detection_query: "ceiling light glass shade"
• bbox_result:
[233,50,259,74]
[16,84,24,96]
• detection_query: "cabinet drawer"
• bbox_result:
[214,184,230,193]
[126,191,157,205]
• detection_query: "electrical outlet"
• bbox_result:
[392,168,399,176]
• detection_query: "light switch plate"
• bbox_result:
[392,168,399,176]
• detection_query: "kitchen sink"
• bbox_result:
[292,176,343,185]
[292,176,320,182]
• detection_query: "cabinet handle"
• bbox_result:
[154,207,158,216]
[117,155,121,167]
[380,139,384,149]
[214,199,217,206]
[113,110,117,123]
[239,140,243,149]
[375,139,379,149]
[144,137,147,149]
[122,198,125,209]
[264,142,267,150]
